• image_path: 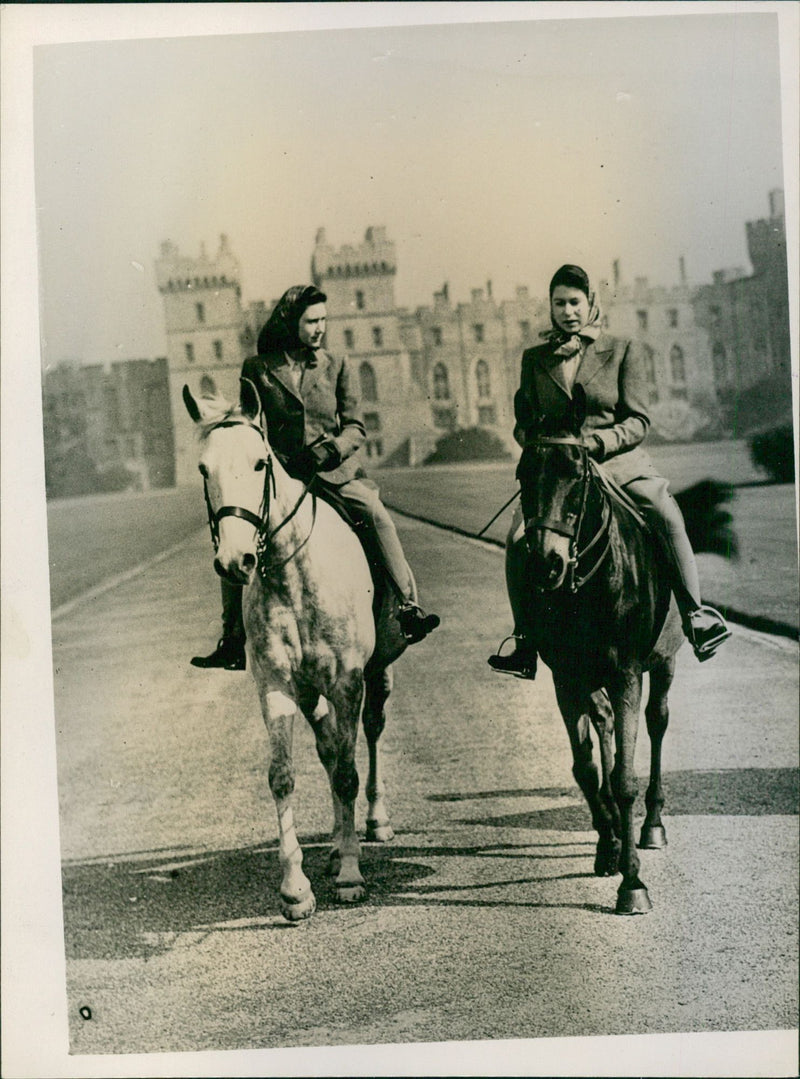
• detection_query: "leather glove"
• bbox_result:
[290,437,339,480]
[584,434,604,461]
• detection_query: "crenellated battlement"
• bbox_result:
[312,226,397,283]
[156,234,240,293]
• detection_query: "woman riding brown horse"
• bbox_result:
[489,263,730,678]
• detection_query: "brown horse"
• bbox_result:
[184,378,408,920]
[508,386,714,914]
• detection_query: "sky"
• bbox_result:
[32,7,789,368]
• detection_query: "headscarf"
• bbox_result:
[540,264,602,359]
[257,284,327,355]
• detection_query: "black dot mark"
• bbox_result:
[79,1006,92,1020]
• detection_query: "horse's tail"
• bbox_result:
[674,479,738,560]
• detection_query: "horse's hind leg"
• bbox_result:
[553,679,621,877]
[363,665,395,843]
[329,669,367,903]
[638,657,676,850]
[259,687,316,922]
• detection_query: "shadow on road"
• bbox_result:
[61,766,797,964]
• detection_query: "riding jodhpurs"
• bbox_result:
[623,476,702,616]
[215,479,413,641]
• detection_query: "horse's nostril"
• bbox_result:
[242,553,256,572]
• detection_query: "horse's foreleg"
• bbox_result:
[638,657,675,850]
[329,669,366,903]
[587,688,622,875]
[607,669,652,914]
[261,688,316,922]
[363,666,394,843]
[553,679,620,876]
[302,694,344,878]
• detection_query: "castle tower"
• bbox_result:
[156,235,248,484]
[312,227,431,464]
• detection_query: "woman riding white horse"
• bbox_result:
[192,284,439,670]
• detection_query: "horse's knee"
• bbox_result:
[611,764,638,805]
[333,762,359,805]
[269,760,295,801]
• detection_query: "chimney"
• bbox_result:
[613,260,621,287]
[679,256,687,284]
[486,279,493,300]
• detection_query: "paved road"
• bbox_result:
[51,510,798,1068]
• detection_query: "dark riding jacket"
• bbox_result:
[513,334,659,486]
[240,347,366,486]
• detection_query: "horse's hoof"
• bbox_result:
[594,841,621,877]
[366,819,395,843]
[615,884,652,915]
[336,883,366,904]
[280,890,317,922]
[327,850,342,877]
[638,824,667,850]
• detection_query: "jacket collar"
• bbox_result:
[536,333,615,396]
[264,348,323,404]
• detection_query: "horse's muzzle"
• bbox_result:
[214,553,255,584]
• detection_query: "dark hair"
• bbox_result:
[257,284,327,354]
[549,264,591,299]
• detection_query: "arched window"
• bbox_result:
[642,344,656,384]
[433,362,450,400]
[476,359,491,399]
[359,362,378,403]
[670,345,686,383]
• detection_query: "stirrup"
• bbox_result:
[487,635,537,679]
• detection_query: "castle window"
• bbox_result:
[344,328,355,350]
[431,327,443,347]
[359,362,378,403]
[709,305,721,327]
[712,343,727,383]
[636,309,648,331]
[473,323,484,343]
[366,438,384,459]
[643,344,656,384]
[213,340,223,360]
[649,389,660,404]
[478,404,497,426]
[363,411,381,433]
[476,359,491,399]
[667,308,679,328]
[372,326,383,348]
[433,362,450,400]
[196,303,205,323]
[670,344,686,383]
[184,342,195,363]
[519,320,530,340]
[670,386,689,401]
[355,290,365,310]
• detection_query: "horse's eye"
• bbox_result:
[198,463,208,478]
[254,459,267,472]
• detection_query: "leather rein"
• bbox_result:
[524,435,613,593]
[202,418,316,576]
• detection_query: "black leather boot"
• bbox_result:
[190,636,246,671]
[398,603,440,643]
[488,636,538,679]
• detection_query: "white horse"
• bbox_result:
[184,378,408,920]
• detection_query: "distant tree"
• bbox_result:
[749,423,795,483]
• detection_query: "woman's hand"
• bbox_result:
[584,434,604,460]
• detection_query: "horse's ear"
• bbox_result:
[183,384,202,423]
[571,383,588,435]
[240,377,261,422]
[199,374,217,398]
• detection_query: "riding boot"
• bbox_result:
[191,579,246,670]
[625,478,731,662]
[488,634,538,679]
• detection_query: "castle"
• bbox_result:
[43,192,790,498]
[159,202,791,486]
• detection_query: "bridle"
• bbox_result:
[523,435,612,593]
[202,417,317,576]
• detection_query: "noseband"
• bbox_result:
[524,435,612,592]
[202,417,315,574]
